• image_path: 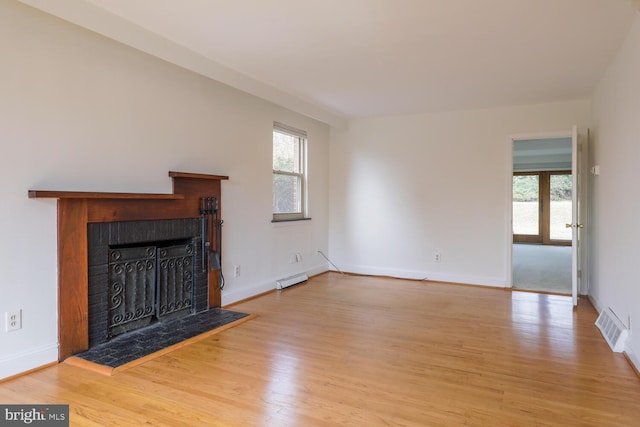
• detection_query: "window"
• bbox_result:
[273,122,307,221]
[512,171,572,245]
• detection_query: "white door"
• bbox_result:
[569,125,582,306]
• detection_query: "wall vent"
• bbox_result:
[595,308,629,353]
[276,273,308,290]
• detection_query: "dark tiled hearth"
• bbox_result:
[74,308,249,368]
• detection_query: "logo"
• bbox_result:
[1,405,69,426]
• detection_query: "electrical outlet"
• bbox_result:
[434,253,441,263]
[6,310,22,332]
[296,253,302,263]
[233,265,240,277]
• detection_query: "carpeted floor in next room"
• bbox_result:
[512,243,571,294]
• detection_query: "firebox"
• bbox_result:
[88,218,208,348]
[108,240,194,337]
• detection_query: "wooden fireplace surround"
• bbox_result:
[29,171,228,361]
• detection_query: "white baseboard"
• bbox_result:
[624,347,640,375]
[337,264,507,288]
[0,344,58,381]
[221,279,274,306]
[222,262,329,306]
[306,262,330,278]
[221,262,505,305]
[587,294,604,313]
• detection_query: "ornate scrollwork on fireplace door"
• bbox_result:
[107,242,194,338]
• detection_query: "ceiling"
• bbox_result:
[20,0,638,126]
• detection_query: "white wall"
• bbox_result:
[590,12,640,368]
[0,1,329,379]
[329,100,591,285]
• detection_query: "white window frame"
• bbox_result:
[272,122,308,222]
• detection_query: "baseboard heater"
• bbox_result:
[595,307,629,353]
[276,273,308,290]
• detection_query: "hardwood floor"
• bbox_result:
[1,272,639,426]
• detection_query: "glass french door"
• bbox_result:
[513,171,572,245]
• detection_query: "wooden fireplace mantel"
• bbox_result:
[28,190,184,199]
[29,171,228,360]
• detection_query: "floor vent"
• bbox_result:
[276,273,308,290]
[595,308,629,353]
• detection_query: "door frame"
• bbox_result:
[506,130,575,291]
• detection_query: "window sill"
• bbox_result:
[271,217,312,227]
[271,217,312,223]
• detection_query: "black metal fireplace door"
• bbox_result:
[108,242,194,338]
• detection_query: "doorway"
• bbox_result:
[511,136,573,294]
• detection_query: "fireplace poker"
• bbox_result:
[199,196,224,291]
[214,210,224,291]
[200,198,207,272]
[199,197,217,273]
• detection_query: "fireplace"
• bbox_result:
[87,218,208,348]
[29,171,228,360]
